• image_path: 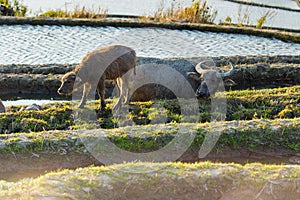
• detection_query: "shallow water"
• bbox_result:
[239,0,300,9]
[2,99,66,107]
[1,25,299,65]
[22,0,300,30]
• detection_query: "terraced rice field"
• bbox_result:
[0,52,299,198]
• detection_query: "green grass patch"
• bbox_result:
[0,162,299,199]
[0,86,299,133]
[0,102,73,133]
[0,118,299,154]
[225,86,300,120]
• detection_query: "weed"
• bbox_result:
[256,10,276,29]
[40,4,108,19]
[234,5,277,28]
[153,0,217,24]
[224,16,232,25]
[237,5,251,26]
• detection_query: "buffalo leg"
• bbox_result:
[78,83,91,108]
[113,79,120,96]
[97,79,106,110]
[113,77,125,110]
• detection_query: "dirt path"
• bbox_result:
[1,147,298,182]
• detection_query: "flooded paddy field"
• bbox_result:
[0,1,299,198]
[0,25,299,65]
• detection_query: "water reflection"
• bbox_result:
[1,26,299,65]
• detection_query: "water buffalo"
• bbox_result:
[58,45,136,110]
[113,63,197,110]
[0,100,5,113]
[0,4,14,16]
[187,60,236,97]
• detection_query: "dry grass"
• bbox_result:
[222,4,277,28]
[153,0,217,24]
[40,4,108,19]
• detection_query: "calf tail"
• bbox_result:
[133,51,137,75]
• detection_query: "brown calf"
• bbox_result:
[58,45,136,110]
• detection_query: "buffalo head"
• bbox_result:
[188,60,236,98]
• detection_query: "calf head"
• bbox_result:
[58,72,83,95]
[188,61,236,98]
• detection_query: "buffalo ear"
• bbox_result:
[224,79,236,86]
[68,74,77,80]
[187,72,201,81]
[75,76,83,84]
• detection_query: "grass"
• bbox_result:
[0,117,299,154]
[0,162,299,199]
[256,10,276,28]
[35,0,276,28]
[0,1,298,194]
[0,86,299,133]
[222,5,276,28]
[40,4,108,19]
[38,0,218,23]
[153,0,217,24]
[225,86,300,120]
[0,102,73,133]
[0,0,283,32]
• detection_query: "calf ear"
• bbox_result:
[68,74,76,79]
[187,72,201,81]
[224,79,236,86]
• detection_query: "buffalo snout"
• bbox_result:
[196,82,210,98]
[58,73,77,95]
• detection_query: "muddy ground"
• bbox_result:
[1,147,298,182]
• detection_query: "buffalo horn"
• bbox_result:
[216,62,236,78]
[195,60,214,74]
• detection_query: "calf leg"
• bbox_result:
[97,79,106,110]
[113,77,132,110]
[123,86,130,105]
[113,79,120,96]
[78,83,91,108]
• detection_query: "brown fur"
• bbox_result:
[58,45,136,110]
